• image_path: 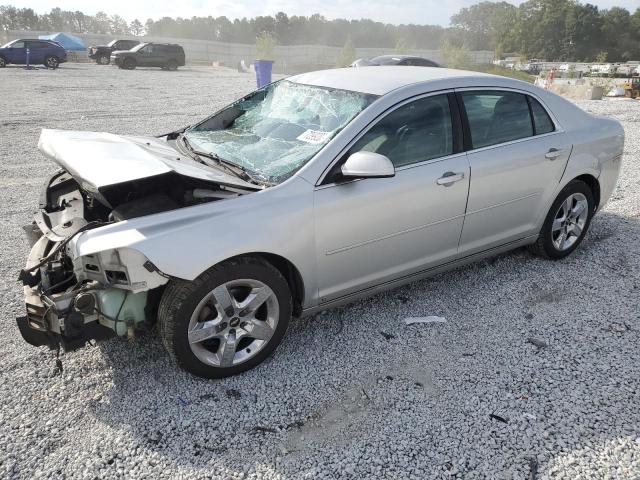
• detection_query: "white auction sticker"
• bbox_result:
[297,129,332,144]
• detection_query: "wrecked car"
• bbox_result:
[18,67,624,378]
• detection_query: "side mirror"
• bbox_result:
[341,151,395,179]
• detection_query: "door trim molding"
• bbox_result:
[303,234,538,314]
[326,212,466,256]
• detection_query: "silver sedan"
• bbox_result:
[18,67,624,378]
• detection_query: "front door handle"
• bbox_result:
[545,148,563,160]
[436,172,465,187]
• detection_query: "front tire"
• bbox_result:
[529,180,595,259]
[122,58,136,70]
[158,257,292,379]
[44,55,59,69]
[0,56,6,68]
[97,55,110,65]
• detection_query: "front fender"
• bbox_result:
[69,177,318,304]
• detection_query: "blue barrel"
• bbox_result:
[254,60,274,88]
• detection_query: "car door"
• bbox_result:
[6,40,26,64]
[25,41,45,64]
[137,44,158,66]
[457,89,572,255]
[313,93,470,303]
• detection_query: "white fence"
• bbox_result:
[4,30,494,73]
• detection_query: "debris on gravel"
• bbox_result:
[0,65,639,479]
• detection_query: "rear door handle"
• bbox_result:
[437,172,465,186]
[545,148,563,160]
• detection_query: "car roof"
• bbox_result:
[288,66,500,96]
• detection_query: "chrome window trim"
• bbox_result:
[315,89,456,187]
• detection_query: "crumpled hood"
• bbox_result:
[38,129,257,191]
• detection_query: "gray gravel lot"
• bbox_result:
[0,64,638,480]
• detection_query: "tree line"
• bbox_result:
[1,1,639,62]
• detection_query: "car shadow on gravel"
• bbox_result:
[86,210,639,478]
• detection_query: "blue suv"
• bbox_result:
[0,39,67,69]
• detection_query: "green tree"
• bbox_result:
[129,19,144,36]
[255,31,276,60]
[451,1,517,51]
[441,39,471,68]
[395,38,410,54]
[336,35,356,67]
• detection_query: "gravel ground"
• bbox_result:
[0,64,638,480]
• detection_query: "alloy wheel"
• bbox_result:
[551,192,589,251]
[46,56,58,69]
[187,279,279,368]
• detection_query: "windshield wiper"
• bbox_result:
[180,134,266,186]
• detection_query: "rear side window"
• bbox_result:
[529,97,555,135]
[349,94,453,167]
[461,91,533,149]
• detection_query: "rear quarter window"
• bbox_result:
[529,97,555,135]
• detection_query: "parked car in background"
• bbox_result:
[88,39,140,65]
[111,43,185,70]
[17,67,623,379]
[0,39,67,69]
[352,55,441,67]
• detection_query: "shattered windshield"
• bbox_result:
[184,80,376,184]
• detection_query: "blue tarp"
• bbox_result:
[38,33,85,51]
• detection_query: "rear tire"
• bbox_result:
[166,59,178,71]
[529,180,595,260]
[44,55,59,69]
[123,58,136,70]
[158,257,292,379]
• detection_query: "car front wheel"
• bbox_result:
[530,180,595,259]
[97,55,110,65]
[44,56,59,69]
[123,58,136,70]
[0,56,6,68]
[158,257,292,378]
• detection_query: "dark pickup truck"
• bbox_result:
[88,39,140,64]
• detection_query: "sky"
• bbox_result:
[6,0,640,26]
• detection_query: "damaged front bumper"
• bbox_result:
[17,235,117,350]
[17,220,166,352]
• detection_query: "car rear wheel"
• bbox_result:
[166,59,178,71]
[158,257,292,378]
[123,58,136,70]
[44,56,59,69]
[0,56,6,68]
[97,55,110,65]
[529,180,595,260]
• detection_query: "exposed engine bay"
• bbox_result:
[18,163,254,351]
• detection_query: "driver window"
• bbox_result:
[348,94,453,168]
[142,45,153,54]
[11,41,25,48]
